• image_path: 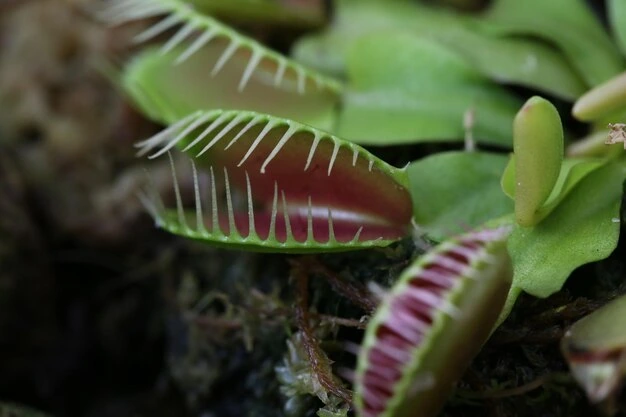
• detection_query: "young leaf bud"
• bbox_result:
[513,96,563,227]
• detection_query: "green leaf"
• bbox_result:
[608,0,626,56]
[293,0,586,99]
[484,0,623,86]
[408,151,513,240]
[336,34,520,146]
[497,161,625,323]
[457,30,587,101]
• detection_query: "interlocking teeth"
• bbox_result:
[135,109,406,250]
[355,226,512,417]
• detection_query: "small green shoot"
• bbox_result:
[512,96,564,227]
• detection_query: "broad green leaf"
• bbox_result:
[293,0,586,99]
[484,0,623,86]
[122,47,338,130]
[408,151,513,240]
[609,0,626,56]
[512,97,563,227]
[499,161,624,323]
[457,31,587,101]
[337,34,520,146]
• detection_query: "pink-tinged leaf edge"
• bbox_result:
[355,226,513,417]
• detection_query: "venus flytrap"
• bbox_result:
[354,226,513,417]
[121,45,340,130]
[101,0,342,130]
[97,1,626,414]
[561,294,626,408]
[137,109,413,252]
[104,0,524,148]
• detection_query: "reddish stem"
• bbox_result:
[293,264,353,403]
